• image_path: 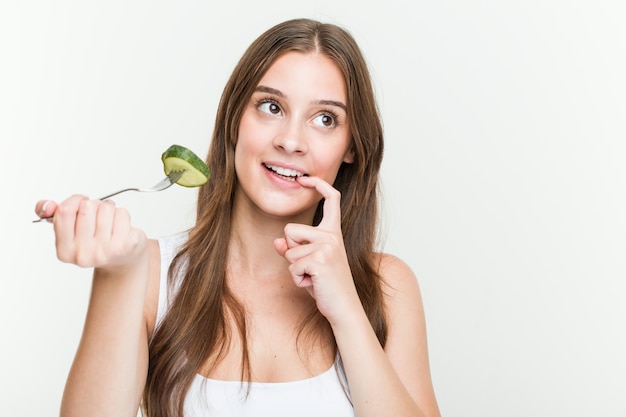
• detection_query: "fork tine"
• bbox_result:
[151,176,174,189]
[146,170,184,191]
[167,170,185,184]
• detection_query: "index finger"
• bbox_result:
[297,176,341,230]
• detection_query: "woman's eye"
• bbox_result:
[313,113,337,128]
[259,101,282,115]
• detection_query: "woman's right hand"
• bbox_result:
[37,196,153,416]
[35,195,147,270]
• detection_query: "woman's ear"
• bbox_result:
[343,145,355,164]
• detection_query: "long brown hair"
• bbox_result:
[144,18,386,417]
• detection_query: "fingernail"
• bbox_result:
[39,201,50,217]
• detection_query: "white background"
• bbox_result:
[1,1,625,416]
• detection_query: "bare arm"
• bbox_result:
[36,197,160,417]
[333,254,440,417]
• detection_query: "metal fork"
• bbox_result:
[33,170,185,223]
[98,170,184,200]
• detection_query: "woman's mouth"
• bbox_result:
[263,163,308,182]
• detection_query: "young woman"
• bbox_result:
[35,18,440,417]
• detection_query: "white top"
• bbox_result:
[156,233,355,417]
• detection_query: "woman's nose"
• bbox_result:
[272,120,308,154]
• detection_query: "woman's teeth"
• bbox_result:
[265,164,305,181]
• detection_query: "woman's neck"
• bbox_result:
[225,201,317,321]
[227,196,315,282]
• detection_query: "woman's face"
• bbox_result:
[234,51,354,221]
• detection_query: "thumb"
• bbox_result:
[273,237,289,257]
[35,200,57,219]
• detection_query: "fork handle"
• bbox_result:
[31,188,139,223]
[99,188,140,200]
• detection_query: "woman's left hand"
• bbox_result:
[273,176,362,326]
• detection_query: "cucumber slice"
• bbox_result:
[161,144,210,187]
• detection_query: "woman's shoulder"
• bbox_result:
[374,252,423,307]
[375,252,419,285]
[145,231,189,280]
[145,231,189,336]
[155,231,189,256]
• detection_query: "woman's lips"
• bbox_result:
[263,163,308,182]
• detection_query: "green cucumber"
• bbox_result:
[161,144,210,187]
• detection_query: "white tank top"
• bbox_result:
[156,233,355,417]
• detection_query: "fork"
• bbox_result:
[33,170,185,223]
[98,170,184,200]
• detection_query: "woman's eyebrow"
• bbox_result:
[254,85,347,112]
[314,99,347,112]
[254,85,284,97]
